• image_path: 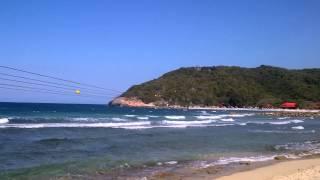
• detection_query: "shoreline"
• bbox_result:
[111,98,319,113]
[115,104,320,113]
[189,106,320,113]
[146,156,320,180]
[114,103,320,117]
[217,158,320,180]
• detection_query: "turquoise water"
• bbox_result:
[0,103,319,179]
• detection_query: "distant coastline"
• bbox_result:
[111,97,320,117]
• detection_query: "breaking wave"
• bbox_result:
[245,120,304,125]
[273,140,320,155]
[0,121,151,129]
[162,120,216,125]
[196,115,222,120]
[196,113,254,120]
[220,118,234,122]
[278,117,290,120]
[111,117,128,121]
[268,120,304,125]
[214,156,275,165]
[249,130,315,134]
[71,117,92,121]
[292,126,304,130]
[147,115,160,118]
[137,117,149,120]
[0,118,9,124]
[155,123,234,128]
[124,115,136,117]
[202,140,320,168]
[164,116,186,120]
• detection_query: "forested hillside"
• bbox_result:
[120,65,320,108]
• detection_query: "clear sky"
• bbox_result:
[0,0,319,104]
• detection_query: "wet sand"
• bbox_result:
[217,158,320,180]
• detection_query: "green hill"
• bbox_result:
[119,65,320,108]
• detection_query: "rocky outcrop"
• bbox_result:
[110,97,155,107]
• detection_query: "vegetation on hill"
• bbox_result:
[120,65,320,108]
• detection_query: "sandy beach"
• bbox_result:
[217,158,320,180]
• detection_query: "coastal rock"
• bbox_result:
[274,156,288,161]
[261,111,320,118]
[111,97,155,108]
[239,162,251,166]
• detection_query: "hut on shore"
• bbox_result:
[280,102,298,109]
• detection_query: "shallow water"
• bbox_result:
[0,102,319,179]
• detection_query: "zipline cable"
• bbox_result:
[0,65,122,93]
[0,86,117,99]
[0,83,118,98]
[0,77,119,97]
[0,72,119,95]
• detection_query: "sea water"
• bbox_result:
[0,103,319,178]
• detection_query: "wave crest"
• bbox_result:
[164,116,186,120]
[0,121,151,129]
[0,118,9,124]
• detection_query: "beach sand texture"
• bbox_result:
[217,159,320,180]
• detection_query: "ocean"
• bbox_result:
[0,102,319,179]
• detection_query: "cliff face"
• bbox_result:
[111,65,320,108]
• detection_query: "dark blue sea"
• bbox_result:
[0,103,319,179]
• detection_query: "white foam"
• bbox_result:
[292,126,305,130]
[72,117,91,121]
[220,118,235,122]
[216,156,275,165]
[200,111,210,115]
[291,120,305,123]
[112,117,128,121]
[0,121,151,129]
[274,141,320,156]
[162,120,216,125]
[137,117,149,120]
[164,116,186,120]
[268,120,304,125]
[247,120,304,125]
[165,161,178,165]
[250,130,315,134]
[0,120,238,129]
[195,115,222,120]
[196,113,254,120]
[202,156,276,167]
[124,115,136,117]
[147,115,159,118]
[226,113,255,117]
[0,118,9,124]
[278,117,290,120]
[157,123,235,129]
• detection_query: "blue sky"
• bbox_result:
[0,0,319,104]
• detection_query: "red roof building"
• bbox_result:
[280,102,298,109]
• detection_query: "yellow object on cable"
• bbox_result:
[75,90,81,94]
